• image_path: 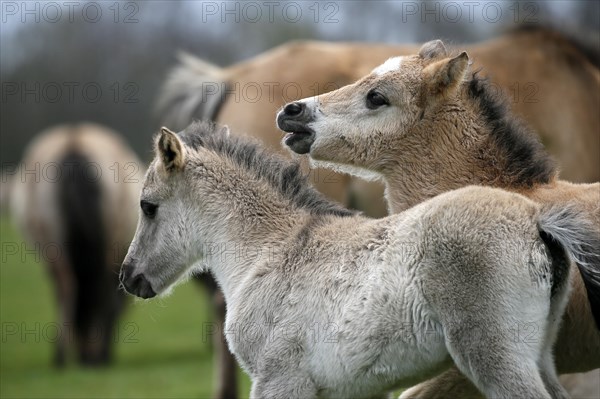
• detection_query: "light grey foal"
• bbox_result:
[121,122,592,399]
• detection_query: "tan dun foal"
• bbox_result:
[278,40,600,398]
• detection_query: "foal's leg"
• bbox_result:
[250,374,316,399]
[537,246,570,399]
[443,325,551,399]
[399,367,482,399]
[194,274,238,399]
[538,351,569,399]
[369,393,394,399]
[537,300,569,399]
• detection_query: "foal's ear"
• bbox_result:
[422,52,469,98]
[419,40,447,60]
[157,127,186,172]
[217,125,231,137]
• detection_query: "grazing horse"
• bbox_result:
[120,121,598,399]
[158,27,600,397]
[277,40,600,397]
[10,123,143,365]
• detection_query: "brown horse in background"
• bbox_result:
[158,26,599,398]
[160,26,599,218]
[9,123,143,365]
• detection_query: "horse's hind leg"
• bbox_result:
[444,325,551,399]
[97,284,127,365]
[536,304,570,399]
[537,297,569,399]
[399,367,482,399]
[537,238,570,399]
[539,351,568,399]
[47,258,75,367]
[250,373,316,399]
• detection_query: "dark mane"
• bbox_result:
[179,121,356,218]
[467,73,557,187]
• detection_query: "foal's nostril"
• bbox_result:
[134,274,156,299]
[283,102,304,116]
[120,267,156,299]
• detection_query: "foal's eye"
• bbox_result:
[366,90,389,109]
[140,200,158,218]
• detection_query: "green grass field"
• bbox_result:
[0,216,251,398]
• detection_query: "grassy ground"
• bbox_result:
[0,216,251,398]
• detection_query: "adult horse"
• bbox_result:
[10,123,143,365]
[160,26,599,217]
[277,40,600,398]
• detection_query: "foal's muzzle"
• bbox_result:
[276,101,315,155]
[120,263,156,299]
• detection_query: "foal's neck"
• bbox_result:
[199,172,306,299]
[384,98,556,213]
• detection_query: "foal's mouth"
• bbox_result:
[277,121,315,155]
[283,130,315,155]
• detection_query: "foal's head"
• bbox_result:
[119,124,226,298]
[120,121,354,298]
[278,39,555,195]
[277,40,470,176]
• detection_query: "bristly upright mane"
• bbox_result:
[467,73,557,187]
[179,121,357,218]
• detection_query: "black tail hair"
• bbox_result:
[538,206,600,330]
[58,148,107,341]
[539,230,571,300]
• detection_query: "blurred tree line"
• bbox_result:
[1,0,598,166]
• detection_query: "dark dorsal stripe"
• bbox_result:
[179,121,356,218]
[467,73,556,187]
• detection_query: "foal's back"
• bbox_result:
[249,186,560,397]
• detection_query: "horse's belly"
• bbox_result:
[312,328,450,397]
[370,338,451,389]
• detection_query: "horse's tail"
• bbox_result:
[537,205,600,329]
[156,51,229,130]
[58,141,108,348]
